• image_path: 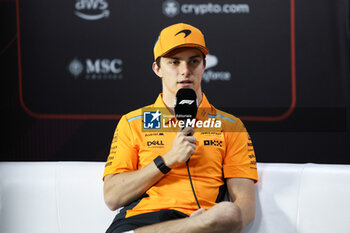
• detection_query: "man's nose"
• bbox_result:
[180,62,191,76]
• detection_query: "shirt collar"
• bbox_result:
[196,93,216,121]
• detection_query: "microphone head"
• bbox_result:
[174,88,198,121]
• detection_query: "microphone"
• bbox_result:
[174,88,198,128]
[174,88,201,209]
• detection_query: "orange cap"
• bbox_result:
[153,23,209,61]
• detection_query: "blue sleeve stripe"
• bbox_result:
[207,114,235,124]
[127,115,142,122]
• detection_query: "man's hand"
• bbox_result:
[163,127,196,168]
[104,127,197,210]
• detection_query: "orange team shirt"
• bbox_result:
[103,93,258,218]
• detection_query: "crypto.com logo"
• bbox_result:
[162,0,250,17]
[75,0,110,21]
[162,0,180,17]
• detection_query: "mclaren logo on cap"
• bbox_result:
[175,29,191,38]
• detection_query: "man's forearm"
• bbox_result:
[227,178,256,228]
[104,160,165,210]
[233,197,255,228]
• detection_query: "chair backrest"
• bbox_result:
[0,162,115,233]
[0,162,349,233]
[246,163,350,233]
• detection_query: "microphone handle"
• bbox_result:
[184,119,193,136]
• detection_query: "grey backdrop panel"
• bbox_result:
[3,0,349,163]
[18,0,296,117]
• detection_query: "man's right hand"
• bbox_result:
[162,127,197,168]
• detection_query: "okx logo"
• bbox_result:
[204,140,223,147]
[143,110,161,129]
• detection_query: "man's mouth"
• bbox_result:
[178,80,192,84]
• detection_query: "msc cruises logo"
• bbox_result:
[68,57,123,80]
[75,0,110,21]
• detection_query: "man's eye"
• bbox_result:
[170,60,179,65]
[190,59,199,64]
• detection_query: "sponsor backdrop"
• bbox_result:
[2,0,350,163]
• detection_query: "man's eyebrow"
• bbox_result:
[189,55,202,59]
[169,55,202,60]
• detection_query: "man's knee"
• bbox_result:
[208,202,243,232]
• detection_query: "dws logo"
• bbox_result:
[75,0,110,20]
[203,54,231,83]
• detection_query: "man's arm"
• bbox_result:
[104,161,164,211]
[103,127,196,211]
[226,178,256,227]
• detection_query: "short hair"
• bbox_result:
[155,51,206,68]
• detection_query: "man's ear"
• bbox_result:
[152,62,162,78]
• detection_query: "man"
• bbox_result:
[103,23,258,233]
